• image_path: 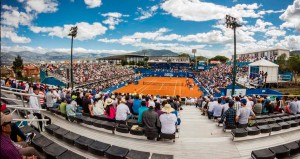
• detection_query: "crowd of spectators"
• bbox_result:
[235,55,277,63]
[195,94,300,128]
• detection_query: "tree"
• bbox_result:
[276,54,287,72]
[121,59,128,66]
[196,56,207,61]
[179,53,190,57]
[287,54,300,83]
[12,55,24,79]
[129,61,136,65]
[209,55,229,63]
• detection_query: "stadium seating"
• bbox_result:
[126,150,150,159]
[43,143,68,159]
[63,132,81,145]
[88,141,110,156]
[105,145,129,159]
[75,136,95,150]
[53,127,69,139]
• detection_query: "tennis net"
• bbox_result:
[143,81,184,86]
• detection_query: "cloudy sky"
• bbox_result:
[1,0,300,57]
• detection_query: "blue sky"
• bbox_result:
[1,0,300,57]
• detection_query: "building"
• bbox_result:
[22,64,40,82]
[0,66,15,78]
[98,54,145,64]
[234,47,290,62]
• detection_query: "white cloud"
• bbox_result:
[160,0,263,22]
[265,29,286,38]
[279,0,300,31]
[1,5,35,28]
[135,5,158,20]
[1,26,31,43]
[30,22,107,40]
[84,0,102,8]
[278,36,300,50]
[101,12,129,30]
[258,9,285,15]
[1,45,133,54]
[24,0,58,13]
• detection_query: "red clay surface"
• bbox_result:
[114,77,202,97]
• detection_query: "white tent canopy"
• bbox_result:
[248,59,279,83]
[248,59,279,67]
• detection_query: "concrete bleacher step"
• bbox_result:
[105,145,129,159]
[43,142,68,159]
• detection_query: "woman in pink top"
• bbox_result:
[105,98,116,119]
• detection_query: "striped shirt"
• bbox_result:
[0,134,22,159]
[39,91,45,105]
[233,101,241,111]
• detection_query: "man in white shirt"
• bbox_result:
[160,104,177,134]
[208,98,216,119]
[116,98,131,121]
[213,98,223,118]
[46,87,55,108]
[30,86,43,130]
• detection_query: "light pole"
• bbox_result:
[192,49,197,70]
[68,26,78,89]
[225,15,241,96]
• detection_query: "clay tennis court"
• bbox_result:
[114,77,202,97]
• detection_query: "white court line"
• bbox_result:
[158,83,164,90]
[139,79,157,94]
[135,78,156,92]
[173,80,177,96]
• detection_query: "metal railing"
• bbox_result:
[1,88,49,132]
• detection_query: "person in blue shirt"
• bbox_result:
[133,95,141,115]
[138,100,149,123]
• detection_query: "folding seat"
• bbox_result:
[32,135,53,152]
[102,121,116,133]
[272,117,283,123]
[126,150,150,159]
[57,150,85,159]
[88,141,111,156]
[246,127,261,135]
[257,125,272,134]
[93,114,107,121]
[93,120,104,128]
[82,113,90,117]
[151,153,174,159]
[20,126,35,134]
[127,119,138,127]
[68,116,76,122]
[255,119,268,126]
[281,116,291,121]
[294,119,300,124]
[116,124,130,133]
[283,141,300,155]
[45,124,60,134]
[269,114,277,118]
[268,123,282,131]
[278,122,291,129]
[160,133,176,142]
[130,129,144,136]
[231,128,248,138]
[251,149,275,159]
[53,127,69,139]
[82,117,96,125]
[43,143,67,159]
[74,136,94,150]
[265,118,275,124]
[132,115,138,120]
[269,145,290,158]
[61,113,67,118]
[295,114,300,119]
[63,132,81,145]
[222,125,236,132]
[56,110,61,115]
[288,115,297,120]
[255,116,265,120]
[75,116,83,123]
[105,145,129,159]
[286,120,299,127]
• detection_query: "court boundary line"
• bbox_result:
[135,78,156,92]
[139,79,157,94]
[173,80,177,96]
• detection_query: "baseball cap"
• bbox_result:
[240,99,247,105]
[1,112,13,126]
[229,100,235,106]
[0,103,7,111]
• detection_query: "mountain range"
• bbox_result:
[1,49,180,65]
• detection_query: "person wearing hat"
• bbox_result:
[116,98,132,121]
[141,101,161,140]
[235,98,256,128]
[59,97,67,115]
[160,104,177,134]
[219,100,236,128]
[93,94,104,116]
[1,113,44,159]
[105,98,116,120]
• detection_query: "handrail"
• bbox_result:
[13,119,49,122]
[1,97,24,102]
[1,89,42,97]
[6,106,47,111]
[0,86,27,92]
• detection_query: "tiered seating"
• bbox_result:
[251,140,300,159]
[20,126,84,159]
[44,124,174,159]
[231,114,300,141]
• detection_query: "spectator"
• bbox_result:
[233,96,241,111]
[116,98,131,121]
[138,100,149,123]
[236,99,256,128]
[289,100,298,115]
[38,87,46,109]
[93,94,104,115]
[46,87,55,109]
[142,102,161,140]
[207,98,215,119]
[66,98,82,117]
[133,95,141,115]
[105,98,116,120]
[219,100,236,128]
[213,98,223,118]
[29,86,43,131]
[160,104,177,134]
[82,93,93,116]
[59,98,67,115]
[154,102,164,117]
[253,100,262,115]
